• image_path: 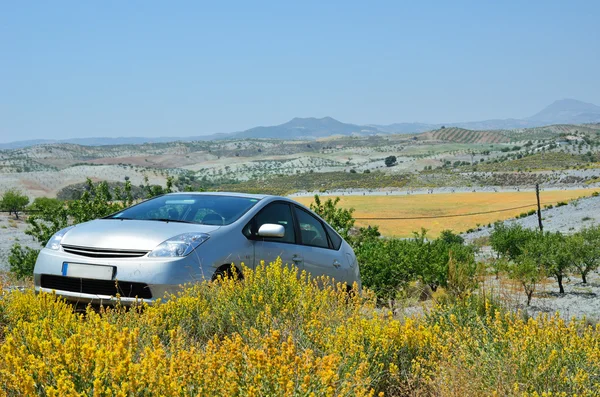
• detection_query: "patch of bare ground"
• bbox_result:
[20,178,52,195]
[479,272,600,323]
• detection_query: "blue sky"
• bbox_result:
[1,0,599,142]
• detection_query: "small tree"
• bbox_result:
[439,229,464,245]
[542,232,572,294]
[490,222,535,261]
[511,234,546,306]
[1,189,30,219]
[309,194,355,240]
[384,156,397,167]
[569,226,600,284]
[28,197,63,213]
[8,243,39,280]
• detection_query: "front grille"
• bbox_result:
[40,274,153,299]
[61,244,149,258]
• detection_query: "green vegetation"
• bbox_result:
[308,195,355,240]
[355,228,476,301]
[0,189,30,220]
[7,179,140,279]
[570,226,600,284]
[310,195,477,302]
[384,155,397,167]
[491,223,600,304]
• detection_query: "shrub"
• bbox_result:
[7,244,39,280]
[384,155,397,167]
[356,229,476,301]
[556,201,568,207]
[1,261,600,396]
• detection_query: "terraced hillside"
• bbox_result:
[420,128,511,144]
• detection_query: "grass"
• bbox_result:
[294,188,598,237]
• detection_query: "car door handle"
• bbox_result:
[292,255,303,263]
[333,260,341,268]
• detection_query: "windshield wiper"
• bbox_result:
[150,218,196,224]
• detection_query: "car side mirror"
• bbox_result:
[257,223,285,238]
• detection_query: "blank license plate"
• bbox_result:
[62,263,115,280]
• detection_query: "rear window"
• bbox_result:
[107,195,260,225]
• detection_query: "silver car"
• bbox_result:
[33,192,360,305]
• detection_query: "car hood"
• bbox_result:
[61,219,221,251]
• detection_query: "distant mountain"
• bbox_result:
[231,117,380,139]
[0,117,379,149]
[526,99,600,124]
[2,99,600,148]
[375,99,600,133]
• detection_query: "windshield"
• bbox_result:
[106,195,260,225]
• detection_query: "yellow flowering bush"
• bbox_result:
[1,260,600,396]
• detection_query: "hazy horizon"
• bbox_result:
[2,1,599,142]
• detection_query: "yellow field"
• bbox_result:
[294,188,598,237]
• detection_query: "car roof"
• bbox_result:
[165,191,276,201]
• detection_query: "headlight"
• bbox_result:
[148,233,210,258]
[46,226,75,250]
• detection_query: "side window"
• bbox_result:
[294,207,329,249]
[247,202,296,244]
[325,223,342,250]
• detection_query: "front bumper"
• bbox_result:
[33,247,212,306]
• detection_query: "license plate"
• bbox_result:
[62,263,115,280]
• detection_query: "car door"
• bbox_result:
[244,201,303,271]
[293,205,349,284]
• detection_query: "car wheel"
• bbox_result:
[212,265,243,281]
